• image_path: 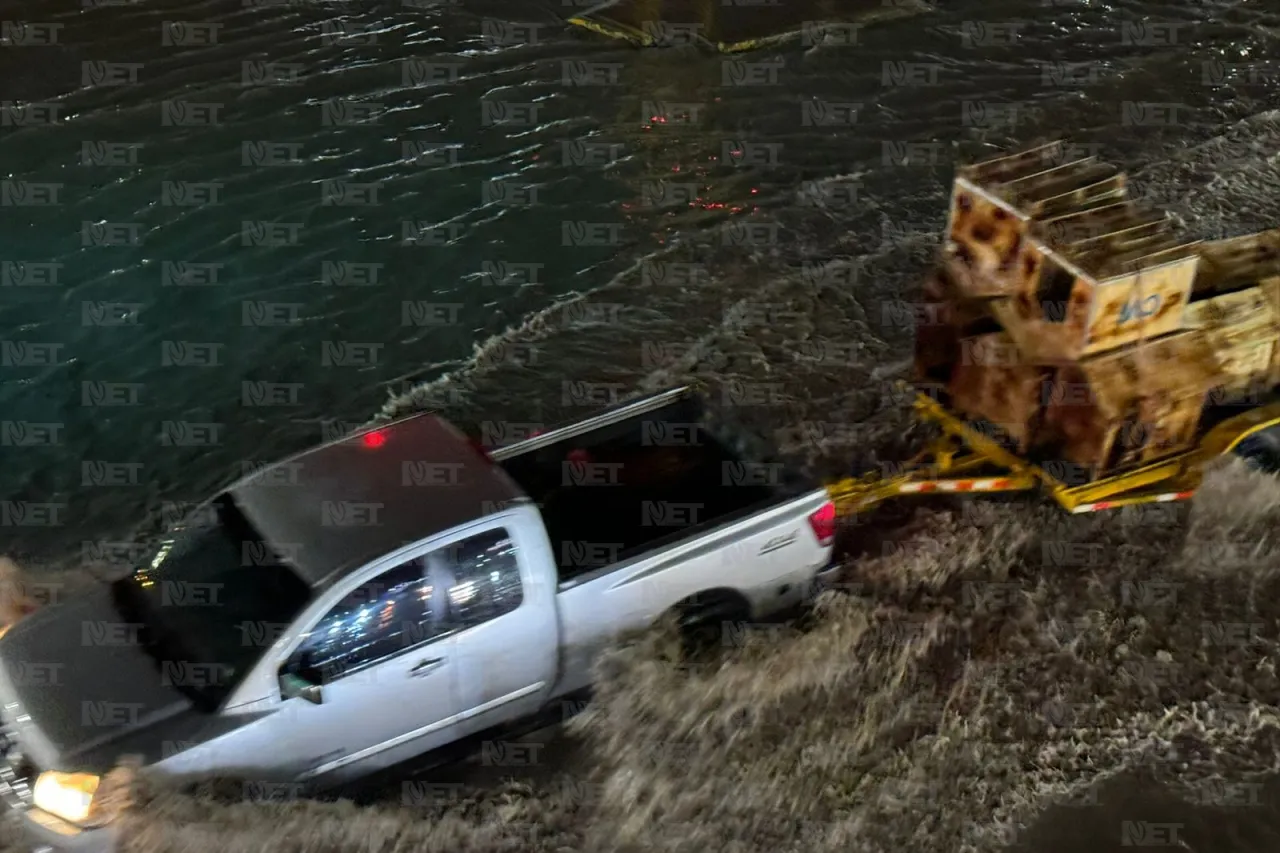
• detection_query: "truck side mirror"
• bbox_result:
[279,671,322,705]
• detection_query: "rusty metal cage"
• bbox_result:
[916,140,1280,483]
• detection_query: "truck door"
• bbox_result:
[270,553,464,786]
[443,522,559,738]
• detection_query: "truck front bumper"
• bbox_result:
[8,805,114,853]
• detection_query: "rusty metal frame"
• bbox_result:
[1081,256,1196,349]
[1033,172,1128,220]
[1037,201,1169,250]
[960,140,1065,185]
[1002,157,1098,201]
[951,176,1029,221]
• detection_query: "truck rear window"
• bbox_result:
[120,495,313,709]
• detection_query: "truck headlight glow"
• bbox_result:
[32,771,101,826]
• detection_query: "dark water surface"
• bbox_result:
[2,0,1275,559]
[3,0,1280,847]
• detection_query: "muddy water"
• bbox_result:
[4,0,1280,849]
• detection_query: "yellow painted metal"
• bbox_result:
[824,397,1041,516]
[1193,401,1280,460]
[563,18,828,53]
[824,393,1280,518]
[565,0,925,54]
[566,15,651,47]
[825,474,913,517]
[717,38,774,53]
[913,393,1037,476]
[825,468,1039,517]
[1065,489,1195,514]
[1051,459,1189,509]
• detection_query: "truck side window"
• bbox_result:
[441,528,523,629]
[290,559,445,684]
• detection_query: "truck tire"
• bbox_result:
[1235,427,1280,474]
[673,590,750,660]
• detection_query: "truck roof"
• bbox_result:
[226,413,527,589]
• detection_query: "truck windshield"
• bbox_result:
[114,493,313,711]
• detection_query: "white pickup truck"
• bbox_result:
[0,386,836,851]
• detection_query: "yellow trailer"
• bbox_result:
[832,139,1280,520]
[825,387,1280,519]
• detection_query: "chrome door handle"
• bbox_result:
[408,657,444,677]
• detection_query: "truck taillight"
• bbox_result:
[808,501,836,547]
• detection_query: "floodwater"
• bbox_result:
[3,0,1280,849]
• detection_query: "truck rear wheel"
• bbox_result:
[673,590,750,661]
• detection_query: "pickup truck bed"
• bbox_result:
[494,391,811,582]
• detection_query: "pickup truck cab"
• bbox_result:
[0,386,835,851]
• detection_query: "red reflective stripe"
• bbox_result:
[900,478,1025,495]
[1175,491,1195,500]
[953,478,1013,491]
[1091,501,1114,511]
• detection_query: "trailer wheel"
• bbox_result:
[672,590,750,661]
[1234,428,1280,474]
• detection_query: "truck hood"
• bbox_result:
[0,583,207,773]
